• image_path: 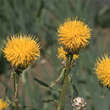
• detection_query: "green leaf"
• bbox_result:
[34,77,51,89]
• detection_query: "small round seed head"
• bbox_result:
[72,97,86,110]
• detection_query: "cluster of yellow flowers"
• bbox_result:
[1,17,110,102]
[57,18,91,64]
[57,18,110,88]
[57,47,79,61]
[3,18,91,68]
[0,99,8,110]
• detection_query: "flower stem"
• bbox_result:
[50,68,65,87]
[13,72,19,110]
[57,55,72,110]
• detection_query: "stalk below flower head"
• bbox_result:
[58,18,91,53]
[95,54,110,87]
[3,34,40,68]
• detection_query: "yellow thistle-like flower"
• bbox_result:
[0,99,8,110]
[58,19,91,51]
[3,34,40,67]
[57,47,79,61]
[95,55,110,87]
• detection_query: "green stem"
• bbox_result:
[68,75,78,98]
[14,72,19,110]
[50,68,65,87]
[57,55,72,110]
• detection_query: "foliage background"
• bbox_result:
[0,0,110,110]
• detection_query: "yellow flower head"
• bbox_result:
[58,18,91,51]
[0,99,8,110]
[3,34,40,67]
[57,47,79,61]
[73,54,79,60]
[95,55,110,87]
[58,47,67,61]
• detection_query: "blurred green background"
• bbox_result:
[0,0,110,110]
